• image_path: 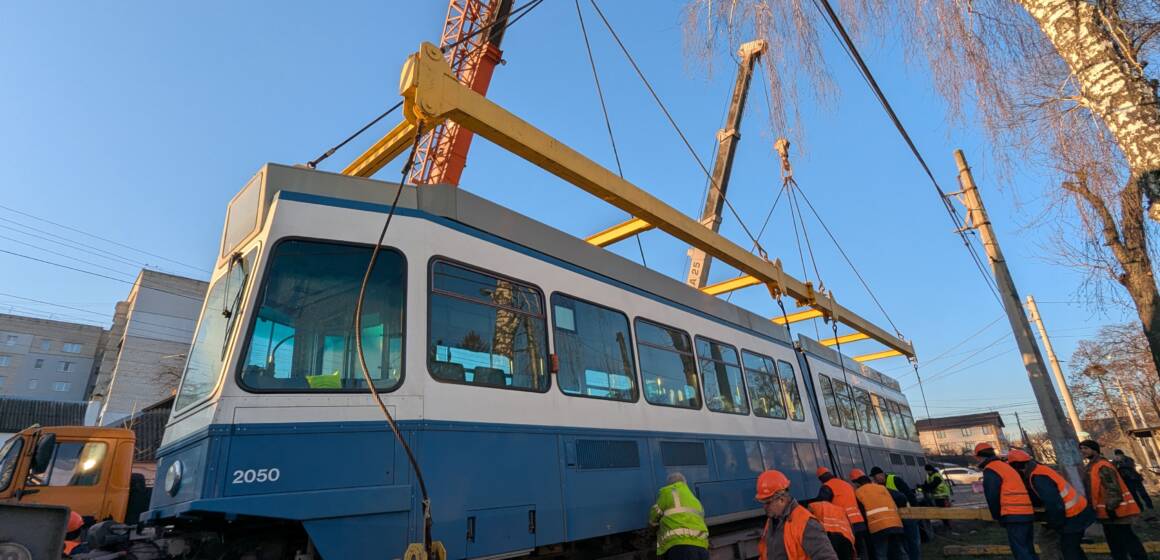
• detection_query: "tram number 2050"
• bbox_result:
[232,468,281,484]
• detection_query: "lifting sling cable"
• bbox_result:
[353,125,437,554]
[777,296,841,476]
[574,0,647,267]
[587,0,769,259]
[776,140,871,470]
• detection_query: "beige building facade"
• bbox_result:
[916,412,1009,456]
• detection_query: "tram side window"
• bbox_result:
[776,360,805,422]
[238,240,405,392]
[429,261,549,392]
[695,337,749,415]
[853,387,879,434]
[872,393,896,438]
[636,319,701,409]
[552,294,637,401]
[817,375,843,427]
[898,403,919,441]
[742,351,786,419]
[832,379,860,431]
[887,400,908,439]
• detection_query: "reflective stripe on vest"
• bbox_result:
[1089,458,1142,520]
[825,477,866,525]
[660,527,710,541]
[808,501,855,547]
[1028,464,1087,519]
[664,488,704,517]
[983,460,1034,517]
[855,484,903,533]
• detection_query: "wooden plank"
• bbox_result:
[943,542,1160,556]
[899,506,993,521]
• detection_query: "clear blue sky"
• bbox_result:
[0,2,1133,430]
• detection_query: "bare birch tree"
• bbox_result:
[684,0,1160,373]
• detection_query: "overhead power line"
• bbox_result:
[806,0,1002,306]
[0,203,207,275]
[0,248,205,303]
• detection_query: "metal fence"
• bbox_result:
[0,398,87,433]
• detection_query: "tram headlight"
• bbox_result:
[164,460,184,496]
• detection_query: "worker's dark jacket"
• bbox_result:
[981,457,1035,524]
[1027,469,1095,534]
[765,498,840,560]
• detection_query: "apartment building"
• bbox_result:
[916,411,1009,457]
[0,313,106,402]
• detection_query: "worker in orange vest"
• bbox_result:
[975,442,1037,560]
[1079,439,1147,560]
[755,469,838,560]
[816,467,870,560]
[63,511,84,556]
[809,492,856,560]
[850,468,907,560]
[1006,448,1094,560]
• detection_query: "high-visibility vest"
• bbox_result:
[855,484,903,534]
[1088,457,1141,520]
[824,477,866,526]
[649,481,709,555]
[808,501,855,547]
[1028,464,1087,518]
[926,472,951,499]
[759,505,814,560]
[884,474,900,492]
[983,460,1034,517]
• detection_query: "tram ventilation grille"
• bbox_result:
[575,439,641,470]
[660,442,708,467]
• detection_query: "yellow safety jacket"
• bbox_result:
[649,481,710,554]
[926,472,951,499]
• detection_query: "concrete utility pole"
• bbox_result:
[953,150,1085,489]
[1025,295,1084,437]
[685,39,767,289]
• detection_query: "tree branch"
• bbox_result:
[1062,174,1133,283]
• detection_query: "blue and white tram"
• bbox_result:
[145,164,924,559]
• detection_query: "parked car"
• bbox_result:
[940,466,984,485]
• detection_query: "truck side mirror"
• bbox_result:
[30,433,56,474]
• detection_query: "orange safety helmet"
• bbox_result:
[848,468,866,480]
[67,511,84,533]
[756,470,791,501]
[816,466,831,477]
[974,442,994,456]
[1006,449,1032,463]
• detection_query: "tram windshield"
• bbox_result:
[174,250,253,411]
[237,238,406,391]
[238,240,405,392]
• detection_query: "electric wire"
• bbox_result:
[0,204,207,274]
[806,0,1003,306]
[574,0,647,267]
[0,248,205,303]
[439,0,545,53]
[587,0,768,256]
[0,218,174,273]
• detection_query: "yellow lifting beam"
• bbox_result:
[585,217,652,247]
[819,332,870,346]
[349,43,915,359]
[853,349,904,363]
[343,120,420,178]
[701,275,762,296]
